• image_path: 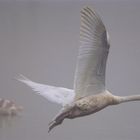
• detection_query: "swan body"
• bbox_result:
[18,7,140,132]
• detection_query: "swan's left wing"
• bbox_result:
[74,7,110,100]
[17,75,75,106]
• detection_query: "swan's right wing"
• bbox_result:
[74,7,110,100]
[17,75,75,106]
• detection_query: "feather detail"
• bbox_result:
[74,7,110,99]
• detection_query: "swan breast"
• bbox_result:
[75,91,115,112]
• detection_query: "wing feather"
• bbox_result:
[17,75,75,106]
[74,7,110,99]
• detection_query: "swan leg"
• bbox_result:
[48,107,72,132]
[48,119,63,132]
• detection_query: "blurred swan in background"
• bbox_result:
[0,98,23,116]
[0,98,22,128]
[18,7,140,132]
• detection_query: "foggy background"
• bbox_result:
[0,0,140,140]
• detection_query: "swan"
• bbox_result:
[17,7,140,132]
[0,98,23,115]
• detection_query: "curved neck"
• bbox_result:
[117,95,140,104]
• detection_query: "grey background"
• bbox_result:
[0,0,140,140]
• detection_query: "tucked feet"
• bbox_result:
[48,108,72,132]
[48,119,63,132]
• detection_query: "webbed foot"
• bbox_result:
[48,108,71,132]
[48,119,62,132]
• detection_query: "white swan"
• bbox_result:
[0,98,23,115]
[18,7,140,132]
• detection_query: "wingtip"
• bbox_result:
[14,74,30,82]
[80,6,102,25]
[80,6,95,14]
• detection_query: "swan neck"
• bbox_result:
[117,95,140,103]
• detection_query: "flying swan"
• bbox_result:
[18,7,140,132]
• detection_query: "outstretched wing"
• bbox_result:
[17,75,75,106]
[74,7,110,99]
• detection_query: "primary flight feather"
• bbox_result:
[18,7,140,132]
